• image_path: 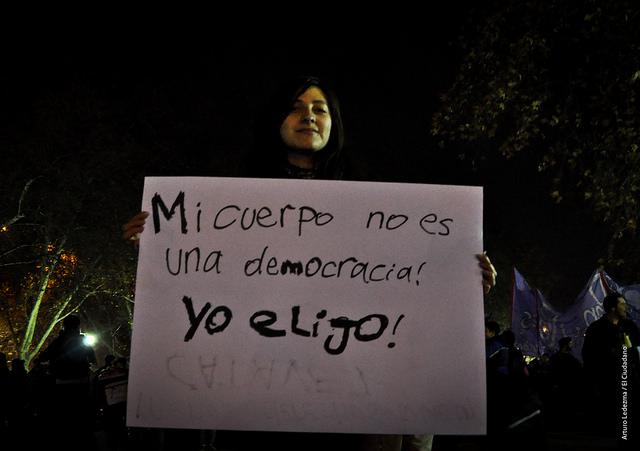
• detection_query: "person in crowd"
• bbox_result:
[526,352,552,418]
[98,354,116,374]
[485,319,503,359]
[548,337,583,429]
[122,75,498,451]
[95,356,129,451]
[38,314,98,450]
[0,352,9,432]
[487,330,527,428]
[486,330,545,450]
[550,337,582,385]
[582,292,640,440]
[28,358,56,447]
[7,358,30,434]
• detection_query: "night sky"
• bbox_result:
[1,10,618,319]
[5,33,462,178]
[2,9,479,173]
[1,11,638,450]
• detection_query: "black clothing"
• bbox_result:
[582,317,640,441]
[40,332,96,381]
[39,330,97,450]
[582,317,640,385]
[550,350,582,391]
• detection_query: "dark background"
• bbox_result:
[1,10,617,327]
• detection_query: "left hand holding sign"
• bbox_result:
[477,252,497,294]
[122,211,149,245]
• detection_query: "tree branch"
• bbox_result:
[3,177,41,228]
[0,244,47,261]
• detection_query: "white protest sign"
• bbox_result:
[127,177,486,434]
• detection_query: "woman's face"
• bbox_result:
[280,86,332,152]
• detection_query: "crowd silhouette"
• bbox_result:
[1,308,636,450]
[1,73,636,449]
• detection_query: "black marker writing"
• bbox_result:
[213,204,333,237]
[366,211,409,230]
[250,310,287,337]
[244,246,425,286]
[387,314,405,348]
[324,314,389,355]
[180,299,406,356]
[419,214,453,236]
[182,296,232,341]
[366,209,454,236]
[166,247,223,275]
[152,192,187,234]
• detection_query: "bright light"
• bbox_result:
[83,334,97,346]
[0,225,8,233]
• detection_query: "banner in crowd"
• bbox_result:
[512,268,640,359]
[620,285,640,322]
[511,268,543,356]
[127,177,487,434]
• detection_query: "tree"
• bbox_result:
[0,82,145,366]
[0,179,136,367]
[432,0,640,282]
[1,65,236,365]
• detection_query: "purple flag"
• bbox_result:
[599,273,640,322]
[511,268,563,356]
[512,269,611,359]
[535,289,572,356]
[548,270,610,360]
[512,268,640,360]
[620,284,640,324]
[511,268,543,356]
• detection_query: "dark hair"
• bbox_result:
[63,314,81,331]
[602,292,623,313]
[501,329,516,347]
[558,336,572,349]
[485,320,501,336]
[246,75,345,179]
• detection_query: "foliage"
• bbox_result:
[0,83,143,366]
[432,0,640,272]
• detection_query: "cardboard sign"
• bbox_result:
[127,177,486,434]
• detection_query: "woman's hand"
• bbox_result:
[477,252,497,294]
[122,211,149,246]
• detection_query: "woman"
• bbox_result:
[122,76,497,450]
[245,75,346,180]
[123,75,496,287]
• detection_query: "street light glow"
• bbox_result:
[83,334,97,346]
